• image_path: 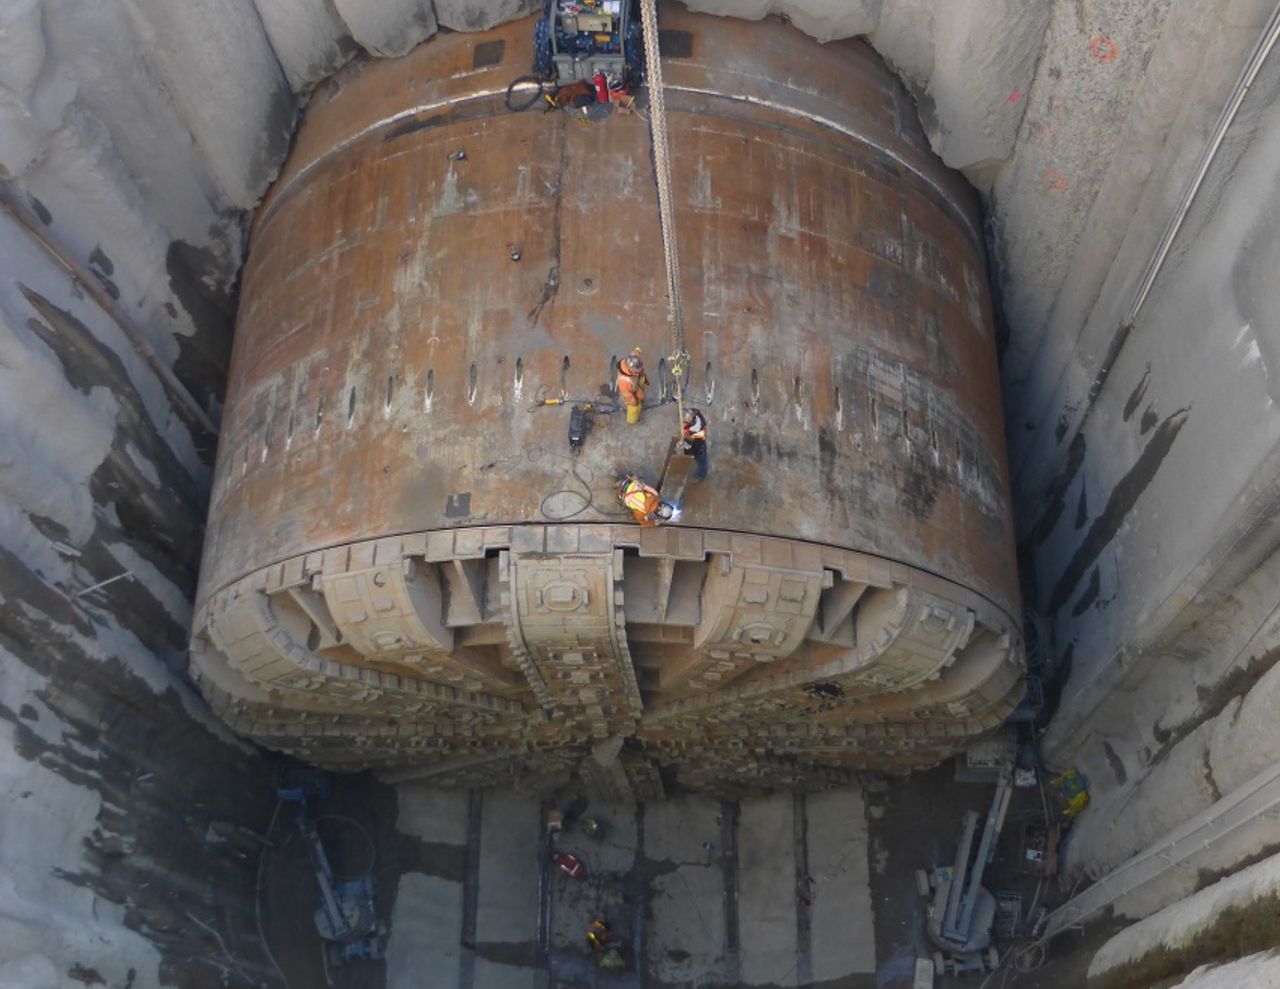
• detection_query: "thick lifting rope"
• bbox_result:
[637,0,689,431]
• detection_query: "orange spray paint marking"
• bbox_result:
[1090,35,1119,61]
[1043,169,1068,191]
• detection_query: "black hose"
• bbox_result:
[506,75,546,112]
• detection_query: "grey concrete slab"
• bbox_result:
[807,787,876,980]
[739,791,799,987]
[644,795,728,986]
[473,957,544,989]
[585,799,640,875]
[645,794,721,864]
[476,790,542,945]
[386,872,464,989]
[397,783,469,845]
[647,861,728,985]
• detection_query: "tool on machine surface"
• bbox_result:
[917,774,1013,977]
[277,767,385,967]
[529,396,620,453]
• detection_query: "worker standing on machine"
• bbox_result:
[616,348,649,424]
[618,475,671,526]
[681,407,709,480]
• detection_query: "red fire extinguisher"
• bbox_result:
[593,70,609,104]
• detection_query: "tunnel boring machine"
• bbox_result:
[190,8,1024,799]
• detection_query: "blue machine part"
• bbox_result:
[533,17,552,78]
[624,20,644,82]
[275,765,385,966]
[277,765,333,805]
[327,934,385,966]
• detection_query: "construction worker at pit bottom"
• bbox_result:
[587,919,612,952]
[619,475,665,526]
[616,348,649,424]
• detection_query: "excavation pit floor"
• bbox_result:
[255,766,1085,988]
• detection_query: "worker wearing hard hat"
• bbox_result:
[616,349,649,424]
[681,407,709,479]
[586,919,612,952]
[618,475,671,526]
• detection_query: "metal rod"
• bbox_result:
[941,810,979,941]
[73,570,135,598]
[0,181,219,436]
[1124,1,1280,326]
[1027,1,1280,472]
[300,817,350,940]
[956,776,1013,940]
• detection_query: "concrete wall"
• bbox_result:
[0,201,278,983]
[1089,852,1280,987]
[1025,3,1280,890]
[0,0,293,981]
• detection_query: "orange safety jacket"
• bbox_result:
[587,920,612,951]
[621,478,661,526]
[616,367,648,406]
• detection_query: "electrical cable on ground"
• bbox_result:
[255,797,291,989]
[533,441,630,521]
[315,814,377,882]
[185,910,257,987]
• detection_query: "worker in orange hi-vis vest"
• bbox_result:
[616,348,649,424]
[618,475,671,526]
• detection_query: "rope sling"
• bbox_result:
[637,0,690,434]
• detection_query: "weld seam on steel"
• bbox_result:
[260,84,978,255]
[666,84,980,251]
[257,88,510,234]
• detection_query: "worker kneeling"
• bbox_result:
[618,475,675,527]
[616,348,649,424]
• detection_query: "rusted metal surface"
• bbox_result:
[192,9,1023,795]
